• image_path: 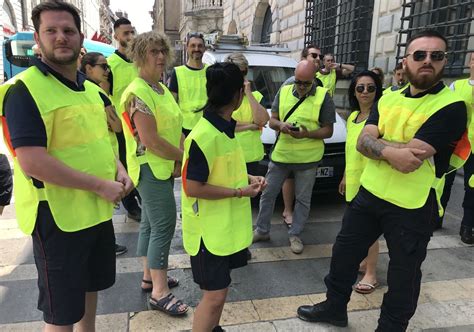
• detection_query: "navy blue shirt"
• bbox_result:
[185,111,237,183]
[366,81,467,177]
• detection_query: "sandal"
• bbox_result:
[353,281,379,294]
[141,276,179,292]
[149,293,188,316]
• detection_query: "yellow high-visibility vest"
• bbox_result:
[107,52,138,108]
[316,69,336,96]
[360,87,469,216]
[181,117,252,256]
[175,65,208,130]
[232,91,265,163]
[271,85,326,164]
[120,78,183,186]
[0,67,116,234]
[345,111,368,202]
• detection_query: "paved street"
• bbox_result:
[1,175,473,331]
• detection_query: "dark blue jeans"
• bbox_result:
[324,187,436,331]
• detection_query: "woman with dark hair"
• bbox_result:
[181,62,266,332]
[339,70,382,294]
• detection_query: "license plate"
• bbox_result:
[316,166,334,178]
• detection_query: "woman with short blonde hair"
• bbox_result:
[120,31,188,316]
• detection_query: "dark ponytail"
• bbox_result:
[202,62,244,114]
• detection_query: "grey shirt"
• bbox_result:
[272,77,336,125]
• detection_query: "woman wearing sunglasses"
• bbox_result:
[339,70,383,294]
[80,52,123,155]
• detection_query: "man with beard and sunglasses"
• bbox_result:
[169,33,208,136]
[297,30,468,331]
[252,60,335,254]
[107,17,143,223]
[0,1,133,329]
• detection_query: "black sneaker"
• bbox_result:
[212,326,225,332]
[460,225,473,244]
[115,244,128,256]
[297,300,348,327]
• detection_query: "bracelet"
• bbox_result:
[238,188,243,198]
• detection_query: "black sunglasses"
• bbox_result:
[309,53,322,59]
[93,63,110,71]
[295,80,313,87]
[406,50,447,62]
[355,85,376,93]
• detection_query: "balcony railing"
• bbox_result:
[188,0,223,11]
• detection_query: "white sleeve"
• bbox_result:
[449,82,455,91]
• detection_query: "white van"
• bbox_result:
[203,36,346,191]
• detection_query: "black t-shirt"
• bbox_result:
[366,81,467,177]
[185,111,237,183]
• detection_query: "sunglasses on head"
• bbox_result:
[406,50,447,62]
[355,85,376,93]
[309,53,321,59]
[94,63,110,71]
[295,80,313,87]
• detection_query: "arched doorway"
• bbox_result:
[252,2,272,44]
[2,0,18,36]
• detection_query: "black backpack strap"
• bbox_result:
[272,96,307,151]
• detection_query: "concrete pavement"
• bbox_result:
[0,176,473,331]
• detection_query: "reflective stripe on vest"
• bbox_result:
[108,52,138,107]
[120,78,183,186]
[360,86,469,216]
[175,65,208,130]
[232,91,265,163]
[0,67,116,234]
[181,117,252,256]
[271,85,326,163]
[345,111,368,202]
[316,70,336,96]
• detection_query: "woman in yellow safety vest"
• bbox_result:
[338,70,383,295]
[120,32,188,316]
[181,62,266,331]
[225,52,269,175]
[80,52,123,155]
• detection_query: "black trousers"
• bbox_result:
[439,154,474,228]
[324,187,436,331]
[116,132,141,213]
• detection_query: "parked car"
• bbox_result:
[203,35,346,192]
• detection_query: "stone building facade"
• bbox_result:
[151,0,182,63]
[222,0,306,60]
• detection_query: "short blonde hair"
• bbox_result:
[127,31,174,68]
[224,52,248,71]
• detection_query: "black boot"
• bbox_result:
[460,225,473,244]
[297,300,348,327]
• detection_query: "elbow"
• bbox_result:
[320,126,333,139]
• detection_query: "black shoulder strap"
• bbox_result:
[282,96,306,123]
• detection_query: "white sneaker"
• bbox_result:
[289,236,304,254]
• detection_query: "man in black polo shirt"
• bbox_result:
[297,30,467,331]
[1,1,132,329]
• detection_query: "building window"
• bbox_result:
[304,0,375,74]
[260,6,272,44]
[397,0,473,77]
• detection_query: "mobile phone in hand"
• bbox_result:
[289,126,300,132]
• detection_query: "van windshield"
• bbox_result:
[248,66,294,109]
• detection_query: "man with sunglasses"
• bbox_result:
[278,45,324,228]
[107,18,142,223]
[169,33,208,136]
[297,30,467,331]
[252,60,335,254]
